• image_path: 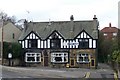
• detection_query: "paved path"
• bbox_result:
[1,63,115,79]
[2,65,86,78]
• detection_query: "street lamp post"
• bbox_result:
[0,17,3,65]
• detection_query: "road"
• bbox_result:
[1,63,115,79]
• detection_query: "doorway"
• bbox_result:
[70,58,75,67]
[43,50,48,66]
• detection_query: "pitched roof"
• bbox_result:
[19,20,98,40]
[101,23,119,33]
[101,27,118,33]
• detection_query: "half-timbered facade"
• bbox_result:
[19,15,99,68]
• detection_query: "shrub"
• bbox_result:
[3,42,22,59]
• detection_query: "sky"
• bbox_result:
[0,0,119,29]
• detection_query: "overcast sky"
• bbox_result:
[0,0,119,29]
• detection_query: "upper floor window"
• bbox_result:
[50,33,61,48]
[12,33,15,39]
[103,33,107,36]
[28,39,37,48]
[113,33,117,36]
[79,39,89,49]
[50,39,60,48]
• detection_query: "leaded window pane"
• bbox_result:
[55,57,62,62]
[50,39,61,48]
[36,57,40,62]
[26,53,41,62]
[79,57,83,61]
[84,57,89,62]
[27,57,35,61]
[79,39,89,49]
[77,53,89,63]
[51,52,68,63]
[28,39,37,48]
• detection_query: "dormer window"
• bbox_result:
[79,39,89,49]
[50,33,61,49]
[51,39,60,48]
[28,39,37,48]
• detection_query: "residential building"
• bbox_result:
[101,23,119,40]
[0,22,22,42]
[19,15,99,68]
[0,22,22,63]
[118,1,120,29]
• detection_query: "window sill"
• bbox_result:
[51,62,68,64]
[25,61,41,63]
[77,62,89,64]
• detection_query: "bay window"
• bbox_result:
[25,53,41,62]
[77,53,89,63]
[51,52,68,63]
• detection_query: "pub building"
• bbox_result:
[18,15,99,68]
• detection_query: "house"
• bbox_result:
[0,22,22,42]
[0,21,22,64]
[101,23,119,40]
[18,15,99,68]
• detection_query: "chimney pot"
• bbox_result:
[109,23,111,27]
[24,19,27,23]
[93,15,97,19]
[70,15,74,21]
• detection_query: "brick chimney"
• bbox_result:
[93,15,97,20]
[70,15,74,38]
[93,15,99,39]
[70,15,74,21]
[23,19,28,32]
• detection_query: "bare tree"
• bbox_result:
[0,11,16,24]
[0,11,8,20]
[7,15,17,24]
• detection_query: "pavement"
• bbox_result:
[98,63,113,69]
[2,65,86,78]
[1,63,117,79]
[0,65,2,79]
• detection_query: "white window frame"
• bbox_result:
[77,53,89,63]
[103,33,107,36]
[25,53,41,62]
[113,33,117,36]
[51,52,68,63]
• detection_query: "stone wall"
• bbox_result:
[3,59,20,66]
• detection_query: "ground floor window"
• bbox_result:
[51,52,68,63]
[25,53,41,62]
[77,53,89,63]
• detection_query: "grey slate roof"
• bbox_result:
[19,20,99,40]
